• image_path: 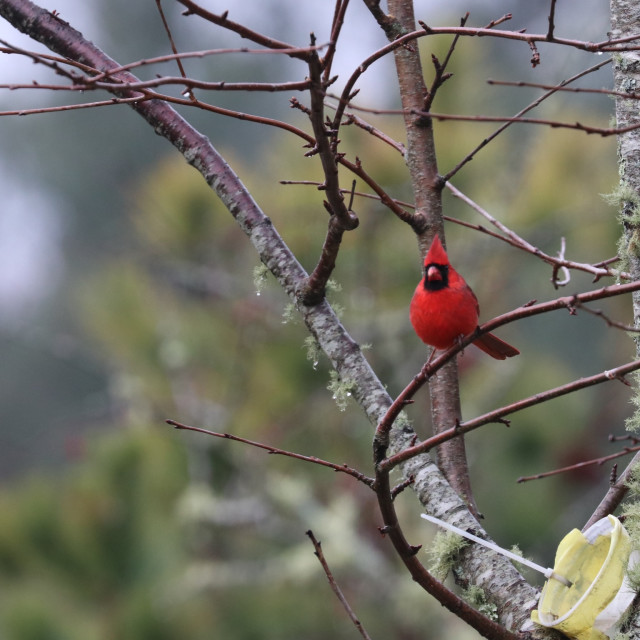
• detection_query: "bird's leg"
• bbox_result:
[454,333,467,355]
[425,347,438,367]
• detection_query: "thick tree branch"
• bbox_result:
[373,467,522,640]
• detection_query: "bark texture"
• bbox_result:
[611,0,640,635]
[612,0,640,310]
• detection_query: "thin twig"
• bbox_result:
[337,76,628,138]
[517,445,640,483]
[155,0,194,99]
[423,13,468,112]
[574,301,640,332]
[139,88,315,142]
[306,530,374,640]
[414,108,635,137]
[0,40,327,82]
[484,14,512,29]
[444,58,611,180]
[90,76,313,93]
[583,450,640,530]
[175,0,309,58]
[322,0,350,84]
[418,22,640,53]
[446,181,629,282]
[481,282,640,335]
[0,95,149,116]
[2,76,314,94]
[487,77,638,100]
[89,45,328,81]
[547,0,558,40]
[0,38,97,74]
[610,434,640,444]
[167,419,375,487]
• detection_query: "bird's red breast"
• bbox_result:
[409,235,519,359]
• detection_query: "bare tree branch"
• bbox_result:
[167,419,375,486]
[418,22,640,53]
[175,0,308,57]
[446,182,629,282]
[445,58,612,181]
[155,0,192,99]
[306,529,374,640]
[321,0,350,84]
[584,450,640,530]
[380,359,640,473]
[297,39,359,305]
[517,445,640,484]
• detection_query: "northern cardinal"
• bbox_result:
[410,235,519,360]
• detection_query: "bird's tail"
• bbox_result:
[472,332,520,360]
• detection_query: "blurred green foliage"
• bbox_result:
[0,425,481,639]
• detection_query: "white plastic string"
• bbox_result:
[421,513,571,587]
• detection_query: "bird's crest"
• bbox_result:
[424,235,449,266]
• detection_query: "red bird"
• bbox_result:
[410,235,519,360]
